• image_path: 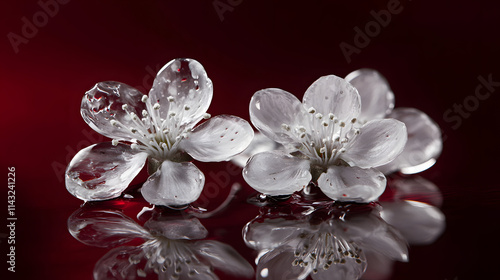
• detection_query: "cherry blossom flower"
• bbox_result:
[243,204,408,280]
[68,206,254,279]
[66,58,253,207]
[345,69,442,174]
[243,75,407,203]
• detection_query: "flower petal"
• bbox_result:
[68,208,151,248]
[195,240,254,278]
[243,218,308,250]
[378,108,442,174]
[391,176,443,207]
[342,119,407,168]
[249,88,305,144]
[144,217,208,240]
[380,200,445,245]
[345,69,395,122]
[181,115,254,162]
[141,160,205,206]
[81,81,147,141]
[65,142,148,201]
[302,75,361,122]
[346,213,409,262]
[362,250,395,280]
[231,132,283,168]
[317,166,386,203]
[243,151,312,196]
[149,58,213,126]
[256,249,311,280]
[93,246,145,280]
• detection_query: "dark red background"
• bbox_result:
[1,0,500,279]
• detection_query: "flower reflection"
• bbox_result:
[68,203,253,279]
[363,175,445,280]
[243,203,409,280]
[380,175,445,245]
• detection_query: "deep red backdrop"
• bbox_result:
[1,0,499,279]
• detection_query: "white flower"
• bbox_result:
[345,69,443,174]
[68,207,254,279]
[66,58,254,206]
[243,75,407,203]
[243,204,409,280]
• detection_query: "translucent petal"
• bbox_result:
[249,88,305,144]
[81,81,147,141]
[380,200,445,245]
[231,132,282,168]
[256,249,310,280]
[346,214,408,262]
[362,250,395,280]
[141,160,205,206]
[302,75,361,122]
[243,151,312,196]
[195,240,254,278]
[378,108,443,174]
[65,142,148,201]
[143,217,208,240]
[93,246,145,280]
[345,69,394,122]
[243,218,307,250]
[317,166,386,203]
[311,258,366,280]
[181,115,254,162]
[149,58,213,126]
[342,119,407,168]
[68,208,151,248]
[391,176,443,207]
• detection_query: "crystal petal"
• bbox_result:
[181,115,254,162]
[342,119,407,168]
[302,75,361,122]
[378,108,442,174]
[249,88,305,144]
[81,81,147,141]
[317,165,386,203]
[141,160,205,206]
[345,68,395,122]
[195,240,254,278]
[68,208,150,248]
[380,200,445,245]
[243,151,311,196]
[149,58,213,126]
[65,142,148,201]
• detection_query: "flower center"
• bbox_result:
[282,107,359,167]
[109,95,210,160]
[129,238,203,278]
[292,231,365,273]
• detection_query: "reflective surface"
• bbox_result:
[66,175,444,280]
